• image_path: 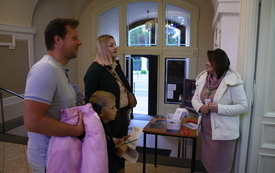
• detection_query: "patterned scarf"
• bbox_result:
[205,72,226,96]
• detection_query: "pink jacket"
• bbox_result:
[46,103,108,173]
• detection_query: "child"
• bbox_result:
[89,90,129,173]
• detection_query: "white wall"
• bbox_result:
[218,14,239,70]
[0,0,38,27]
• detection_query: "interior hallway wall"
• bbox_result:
[0,0,214,94]
[0,0,37,97]
[0,0,37,27]
[0,41,29,97]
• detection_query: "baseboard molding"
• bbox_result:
[136,146,171,156]
[0,116,24,133]
[0,132,28,145]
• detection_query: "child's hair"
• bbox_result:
[89,91,116,114]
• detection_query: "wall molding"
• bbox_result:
[261,122,275,149]
[258,153,275,172]
[0,23,36,34]
[212,0,240,28]
[0,23,36,68]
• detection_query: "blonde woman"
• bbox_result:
[84,35,132,173]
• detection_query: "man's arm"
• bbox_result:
[23,100,84,137]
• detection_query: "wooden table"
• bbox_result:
[142,117,198,173]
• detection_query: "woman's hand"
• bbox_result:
[199,105,210,115]
[207,102,218,113]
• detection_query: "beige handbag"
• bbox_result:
[127,92,137,108]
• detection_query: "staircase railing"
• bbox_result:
[0,87,24,133]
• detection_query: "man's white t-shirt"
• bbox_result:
[24,55,76,166]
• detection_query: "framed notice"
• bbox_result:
[165,58,189,104]
[183,78,196,112]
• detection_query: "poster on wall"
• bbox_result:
[183,78,196,112]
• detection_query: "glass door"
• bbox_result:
[125,55,158,116]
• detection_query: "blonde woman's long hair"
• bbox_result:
[95,35,116,66]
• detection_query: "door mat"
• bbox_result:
[136,146,171,156]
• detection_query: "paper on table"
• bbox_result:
[183,122,198,129]
[172,108,189,120]
[122,126,143,163]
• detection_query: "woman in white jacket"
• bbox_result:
[191,49,248,173]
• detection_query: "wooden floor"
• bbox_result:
[0,114,206,173]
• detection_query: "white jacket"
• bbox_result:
[191,68,248,140]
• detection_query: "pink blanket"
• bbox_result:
[46,103,108,173]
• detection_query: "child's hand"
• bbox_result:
[113,135,130,145]
[116,141,128,157]
[121,135,131,141]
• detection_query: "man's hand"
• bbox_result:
[75,111,85,137]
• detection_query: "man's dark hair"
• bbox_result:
[207,48,231,79]
[44,18,79,50]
